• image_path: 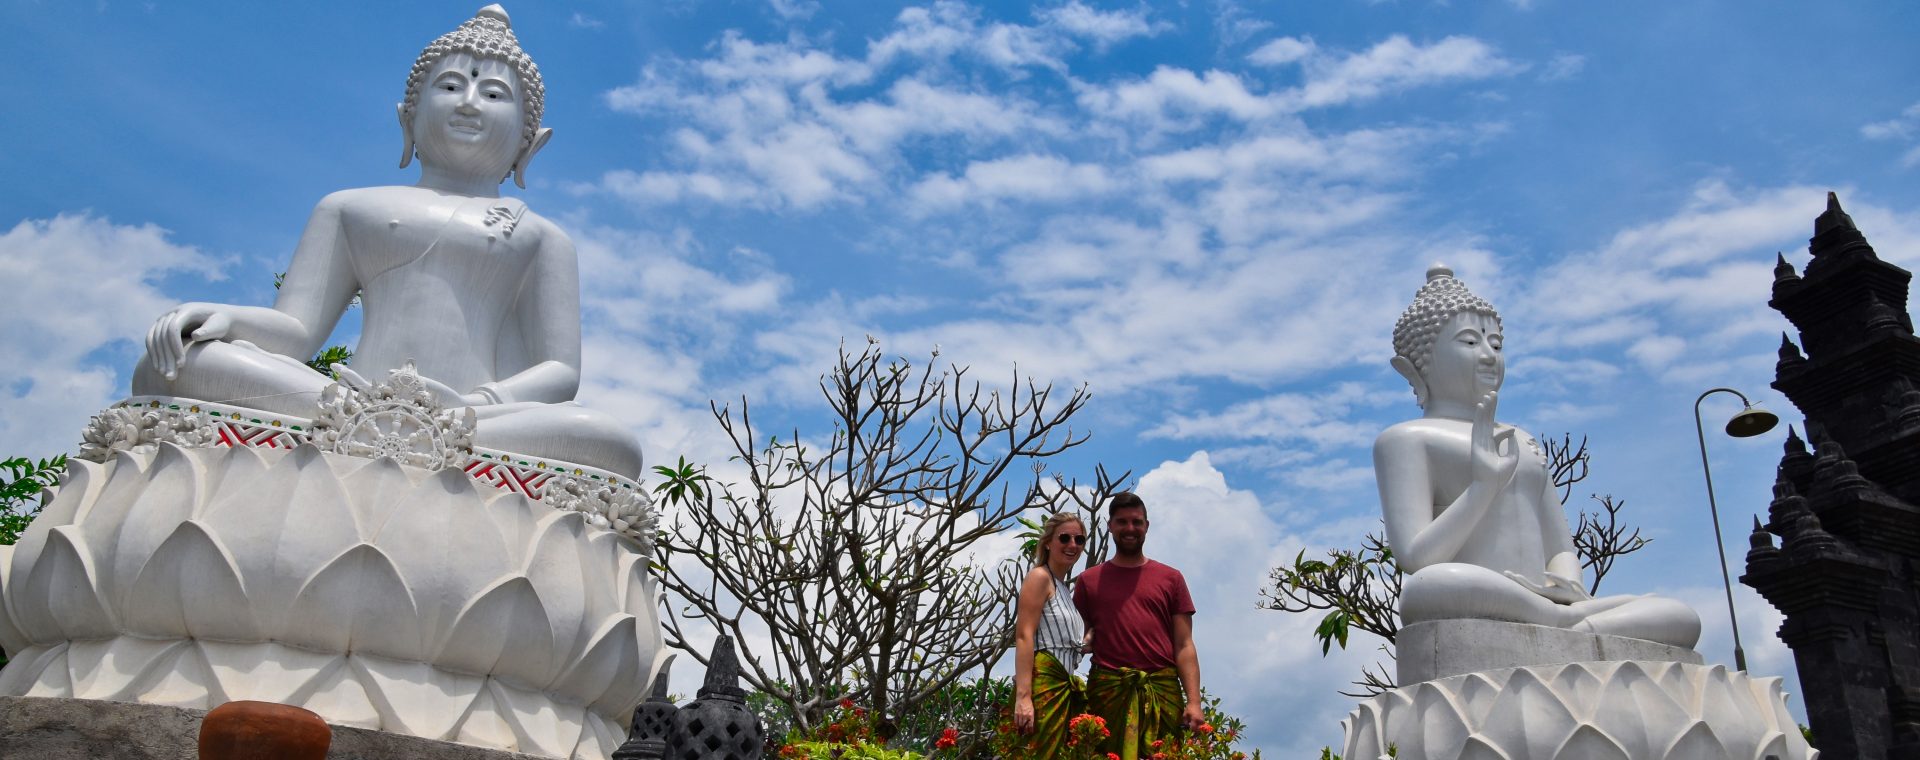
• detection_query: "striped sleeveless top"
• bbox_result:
[1035,572,1085,671]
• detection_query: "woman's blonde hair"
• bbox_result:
[1034,512,1088,569]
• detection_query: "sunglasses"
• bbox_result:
[1056,534,1087,545]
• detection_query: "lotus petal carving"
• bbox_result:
[0,443,664,760]
[1342,661,1817,760]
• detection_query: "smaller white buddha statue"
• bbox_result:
[1375,265,1699,648]
[130,5,642,478]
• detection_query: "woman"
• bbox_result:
[1011,512,1090,757]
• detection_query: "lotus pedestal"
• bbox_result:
[0,444,667,760]
[1341,621,1815,760]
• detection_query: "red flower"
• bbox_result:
[1151,753,1167,760]
[1107,755,1121,760]
[1197,722,1214,734]
[935,727,959,749]
[840,698,856,710]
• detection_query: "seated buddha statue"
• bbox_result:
[1374,265,1699,648]
[130,5,643,478]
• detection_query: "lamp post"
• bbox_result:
[1694,387,1779,672]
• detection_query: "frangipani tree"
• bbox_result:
[652,339,1125,737]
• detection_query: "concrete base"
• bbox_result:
[0,696,548,760]
[1396,619,1703,685]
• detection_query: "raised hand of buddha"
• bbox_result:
[1470,390,1519,494]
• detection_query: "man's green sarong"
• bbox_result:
[1014,651,1086,759]
[1086,666,1182,760]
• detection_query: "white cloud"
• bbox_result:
[0,215,222,457]
[1079,34,1518,131]
[1210,0,1273,47]
[1626,334,1687,371]
[1860,101,1920,141]
[1147,382,1384,449]
[908,154,1116,212]
[568,12,604,30]
[600,26,1065,210]
[1247,36,1316,67]
[869,2,1068,72]
[1038,1,1170,49]
[767,0,819,21]
[1862,102,1920,168]
[1293,35,1521,109]
[1077,65,1282,126]
[1517,180,1838,377]
[1540,52,1585,81]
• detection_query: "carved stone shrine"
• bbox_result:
[1744,192,1920,759]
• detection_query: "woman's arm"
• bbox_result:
[1011,567,1051,733]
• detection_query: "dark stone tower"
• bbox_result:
[1744,193,1920,759]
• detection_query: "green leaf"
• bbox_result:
[1313,610,1352,655]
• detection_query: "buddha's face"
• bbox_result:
[411,52,525,181]
[1423,310,1504,406]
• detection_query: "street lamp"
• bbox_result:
[1694,387,1779,672]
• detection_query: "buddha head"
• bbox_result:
[1391,265,1504,410]
[399,5,551,188]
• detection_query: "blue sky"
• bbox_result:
[6,0,1920,754]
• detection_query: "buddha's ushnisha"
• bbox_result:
[135,5,643,478]
[1373,265,1699,646]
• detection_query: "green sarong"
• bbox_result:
[1012,651,1087,759]
[1086,666,1182,760]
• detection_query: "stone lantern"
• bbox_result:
[672,635,763,760]
[613,658,680,760]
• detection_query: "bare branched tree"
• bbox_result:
[1572,494,1648,594]
[1259,432,1650,696]
[651,340,1127,739]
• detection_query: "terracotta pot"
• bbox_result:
[198,700,332,760]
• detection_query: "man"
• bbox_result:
[1073,492,1204,760]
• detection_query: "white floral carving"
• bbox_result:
[0,443,669,759]
[543,474,656,554]
[1342,660,1816,760]
[77,403,219,463]
[310,362,477,471]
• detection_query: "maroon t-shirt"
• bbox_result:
[1072,559,1196,671]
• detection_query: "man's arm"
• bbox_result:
[1171,612,1203,730]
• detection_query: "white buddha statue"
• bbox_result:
[131,5,642,478]
[1375,265,1699,648]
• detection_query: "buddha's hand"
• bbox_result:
[1503,570,1593,605]
[146,302,238,380]
[1470,391,1519,492]
[418,375,493,408]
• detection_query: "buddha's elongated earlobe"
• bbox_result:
[1391,355,1429,410]
[510,127,552,189]
[397,103,415,169]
